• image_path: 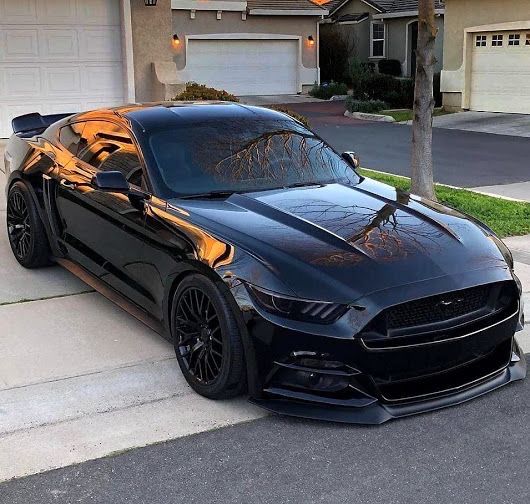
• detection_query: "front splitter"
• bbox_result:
[249,345,527,425]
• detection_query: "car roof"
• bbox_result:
[68,102,294,132]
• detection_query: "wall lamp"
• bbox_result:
[172,34,181,47]
[145,0,158,5]
[307,35,315,47]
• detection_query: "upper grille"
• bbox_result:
[387,284,491,330]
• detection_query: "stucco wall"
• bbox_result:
[130,0,173,102]
[172,10,320,70]
[443,0,530,71]
[442,0,530,110]
[386,16,444,76]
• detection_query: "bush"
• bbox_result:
[346,98,388,114]
[267,105,310,128]
[378,59,402,77]
[309,81,349,100]
[174,82,239,102]
[319,27,351,82]
[350,73,414,108]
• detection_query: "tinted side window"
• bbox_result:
[77,121,145,188]
[59,122,86,155]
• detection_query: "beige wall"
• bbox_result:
[442,0,530,110]
[130,0,173,102]
[172,10,320,70]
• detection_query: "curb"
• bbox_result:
[360,167,530,204]
[344,111,395,122]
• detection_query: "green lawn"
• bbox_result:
[358,168,530,238]
[382,107,453,123]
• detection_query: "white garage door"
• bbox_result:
[0,0,125,138]
[470,30,530,114]
[185,39,299,96]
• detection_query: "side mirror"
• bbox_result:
[91,170,150,210]
[91,171,129,192]
[342,151,360,169]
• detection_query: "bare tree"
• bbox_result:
[411,0,438,200]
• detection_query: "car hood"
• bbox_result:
[168,179,509,302]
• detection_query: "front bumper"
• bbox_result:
[237,283,527,424]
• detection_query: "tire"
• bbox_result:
[171,273,247,399]
[6,181,51,268]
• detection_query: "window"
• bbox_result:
[492,34,503,46]
[475,35,487,47]
[60,122,86,156]
[508,33,520,46]
[77,121,146,188]
[526,34,530,46]
[371,21,385,57]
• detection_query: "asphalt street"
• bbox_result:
[287,102,530,188]
[2,370,529,504]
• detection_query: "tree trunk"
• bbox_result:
[411,0,437,200]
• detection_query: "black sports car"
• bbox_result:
[3,103,526,424]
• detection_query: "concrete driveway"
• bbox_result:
[433,111,530,137]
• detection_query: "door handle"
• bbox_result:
[60,179,76,189]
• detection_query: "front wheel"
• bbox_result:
[171,274,247,399]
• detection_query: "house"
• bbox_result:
[318,0,445,78]
[0,0,327,138]
[441,0,530,113]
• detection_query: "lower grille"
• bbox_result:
[377,339,513,403]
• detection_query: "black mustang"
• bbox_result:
[4,103,526,424]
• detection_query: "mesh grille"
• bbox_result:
[387,285,490,330]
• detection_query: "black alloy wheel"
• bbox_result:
[175,287,224,384]
[6,182,51,268]
[7,189,31,260]
[172,274,246,399]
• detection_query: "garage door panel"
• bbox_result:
[470,30,530,114]
[40,29,79,59]
[77,0,121,26]
[79,28,121,60]
[38,0,77,24]
[82,65,124,97]
[4,67,41,96]
[186,39,299,96]
[43,66,82,96]
[4,29,39,59]
[0,0,37,24]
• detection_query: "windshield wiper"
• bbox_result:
[282,181,326,189]
[178,190,237,200]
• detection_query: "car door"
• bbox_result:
[54,119,155,311]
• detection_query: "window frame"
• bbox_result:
[508,33,521,46]
[492,34,504,47]
[475,35,487,47]
[370,20,386,58]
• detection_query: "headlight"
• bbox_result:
[245,283,347,324]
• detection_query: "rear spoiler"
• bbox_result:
[12,112,76,138]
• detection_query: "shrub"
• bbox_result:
[174,82,239,102]
[350,73,414,108]
[319,27,351,82]
[346,98,388,114]
[309,81,349,100]
[378,59,402,77]
[267,106,310,128]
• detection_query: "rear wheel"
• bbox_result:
[171,274,246,399]
[7,181,51,268]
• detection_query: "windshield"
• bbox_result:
[146,118,360,198]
